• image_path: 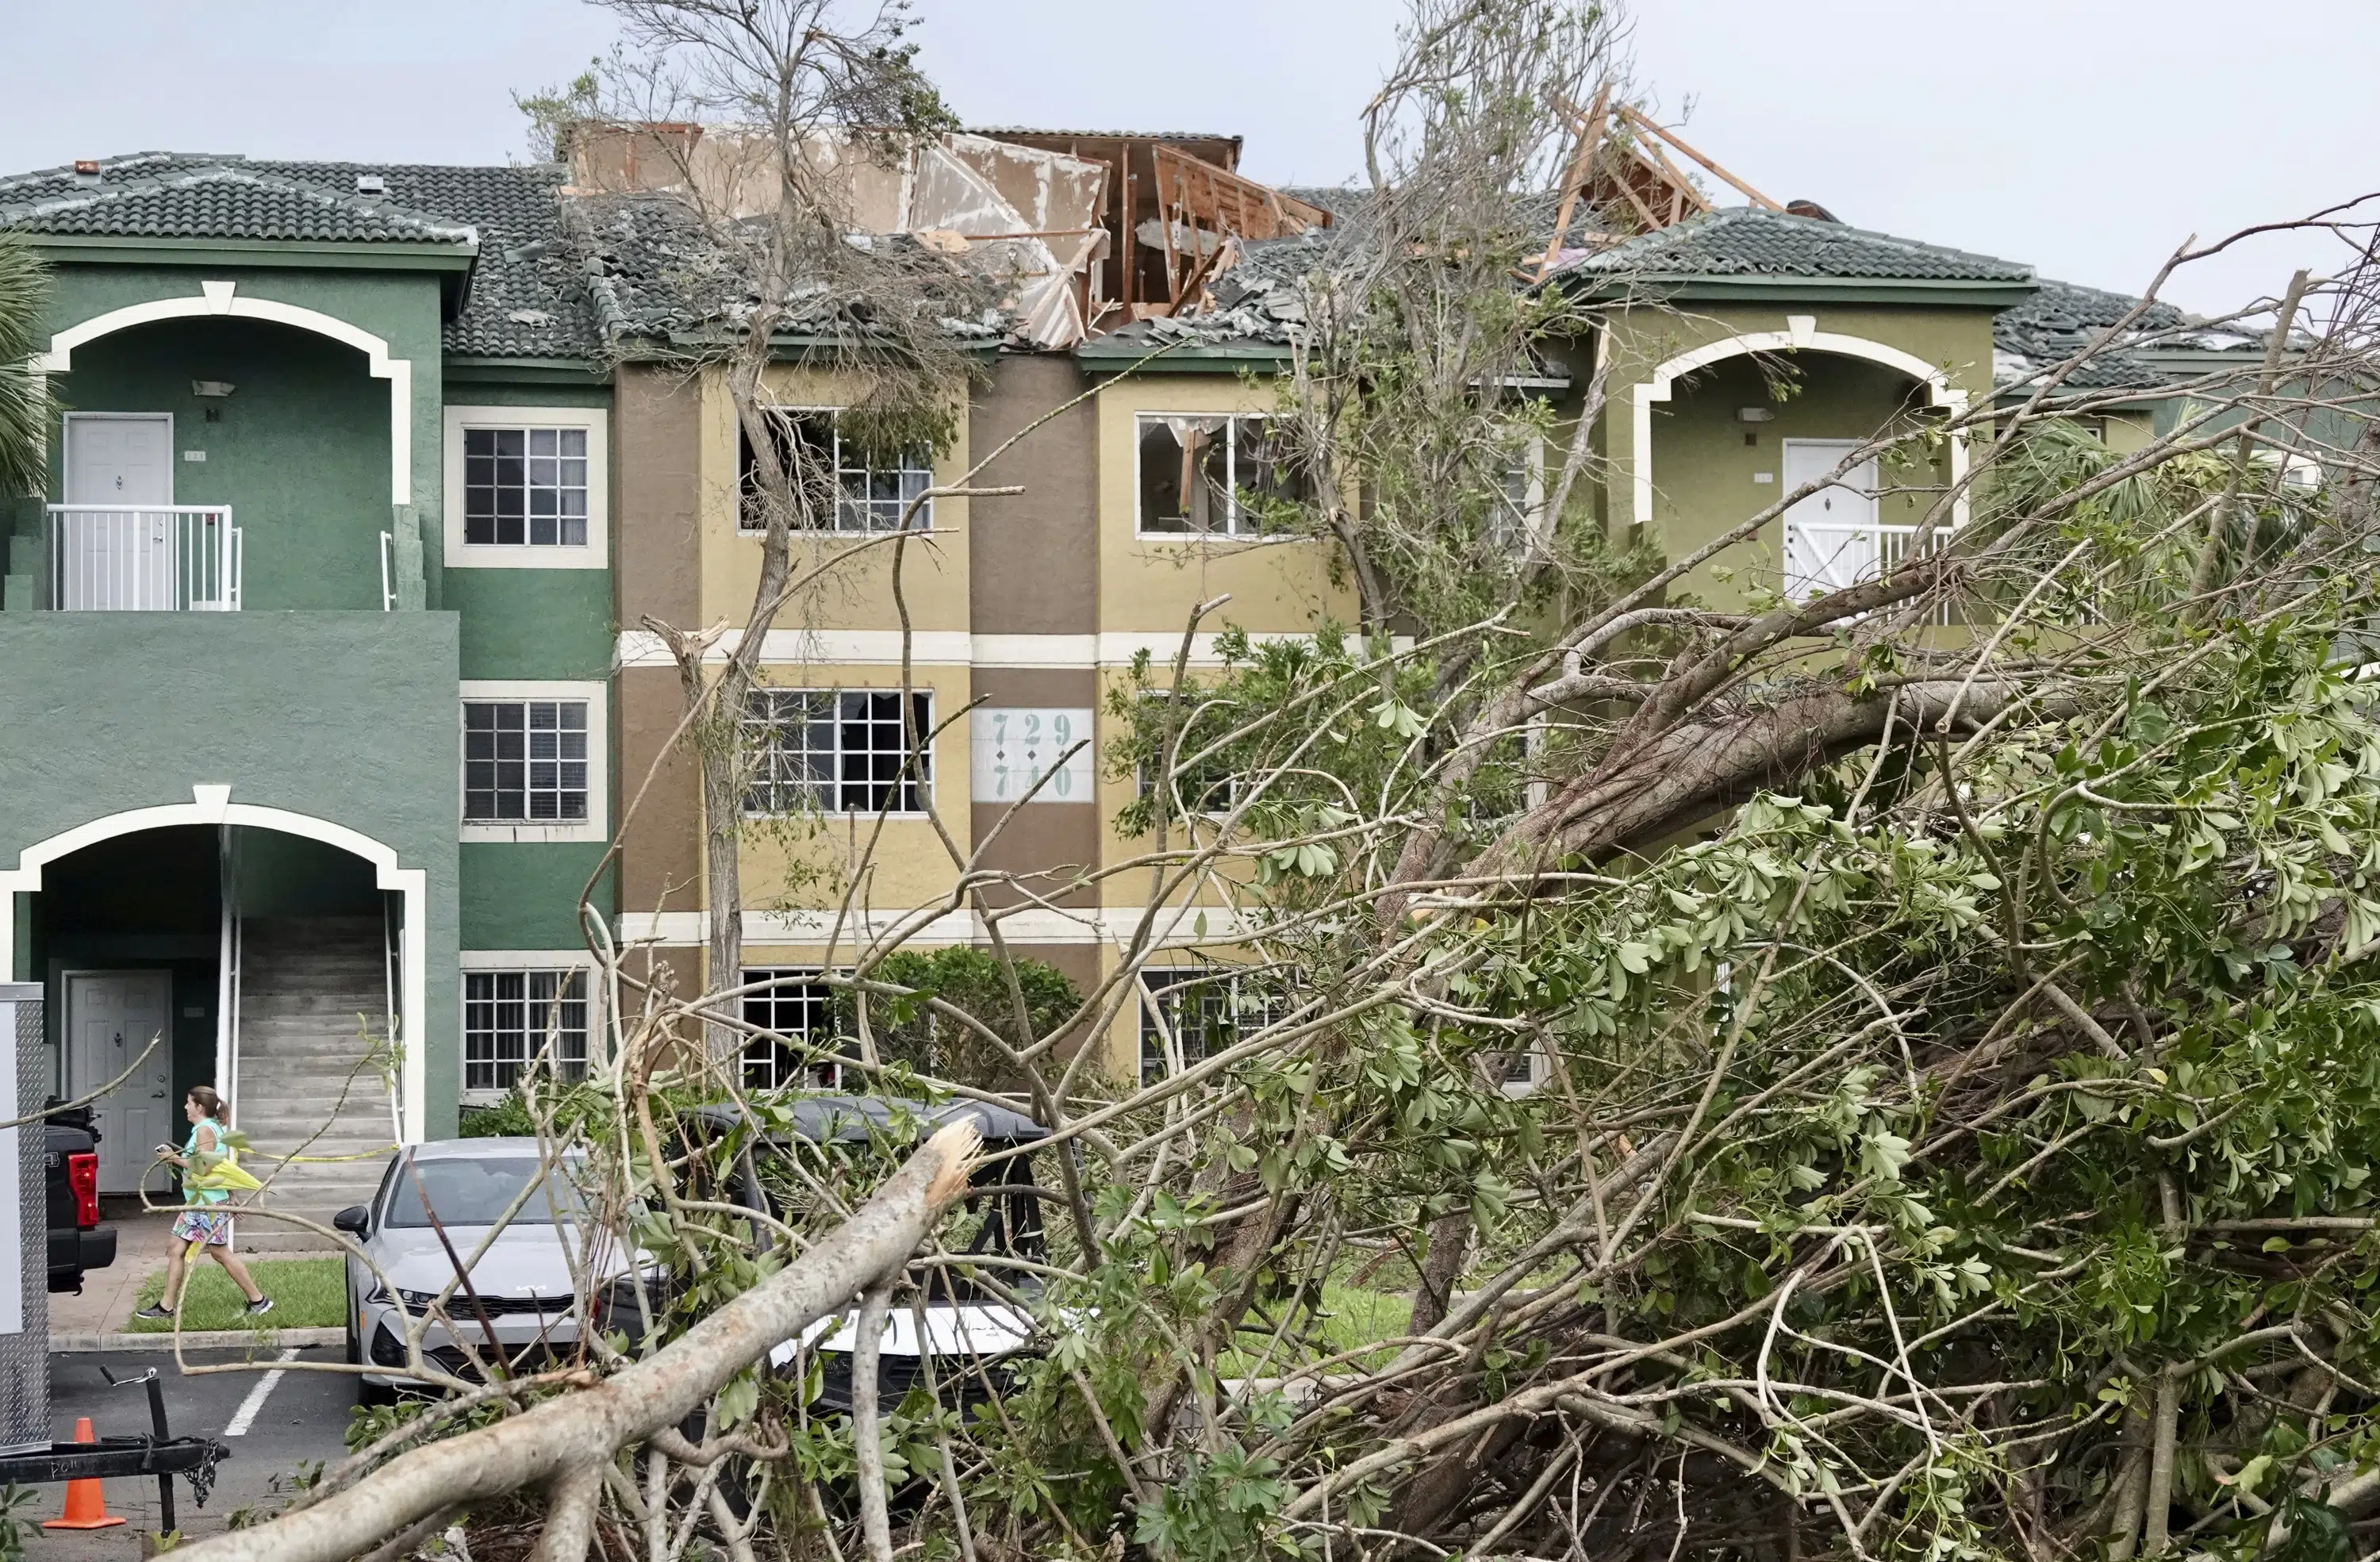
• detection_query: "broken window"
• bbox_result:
[1136,413,1307,535]
[743,689,934,815]
[739,409,932,535]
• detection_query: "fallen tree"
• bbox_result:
[163,2,2380,1559]
[175,1122,977,1562]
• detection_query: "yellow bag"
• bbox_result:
[189,1138,263,1195]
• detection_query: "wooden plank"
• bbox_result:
[1151,145,1330,240]
[1614,105,1781,211]
[1633,137,1710,221]
[1537,81,1612,274]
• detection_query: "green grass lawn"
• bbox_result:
[1222,1282,1413,1378]
[126,1256,347,1333]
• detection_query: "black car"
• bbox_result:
[44,1101,116,1292]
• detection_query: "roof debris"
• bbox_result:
[563,121,1110,348]
[1534,88,1782,275]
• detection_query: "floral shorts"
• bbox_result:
[172,1210,233,1248]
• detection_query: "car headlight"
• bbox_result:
[369,1287,443,1310]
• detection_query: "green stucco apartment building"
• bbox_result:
[0,155,614,1216]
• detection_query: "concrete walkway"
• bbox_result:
[48,1199,182,1337]
[48,1198,298,1340]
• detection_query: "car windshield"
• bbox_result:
[384,1157,585,1228]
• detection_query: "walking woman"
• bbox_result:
[134,1086,273,1320]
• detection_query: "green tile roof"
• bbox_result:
[0,163,474,246]
[0,152,600,360]
[1990,277,2267,394]
[1552,206,2034,286]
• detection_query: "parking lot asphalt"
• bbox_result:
[27,1347,357,1555]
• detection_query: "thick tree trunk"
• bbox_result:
[701,666,752,1061]
[1492,679,2073,876]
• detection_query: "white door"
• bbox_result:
[61,414,176,610]
[67,972,175,1195]
[1780,439,1880,601]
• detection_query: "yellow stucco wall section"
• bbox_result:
[1092,375,1353,639]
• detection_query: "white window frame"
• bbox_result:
[736,405,935,536]
[443,405,609,569]
[1133,412,1297,540]
[459,680,609,843]
[1139,965,1276,1085]
[739,966,853,1090]
[741,686,935,817]
[458,951,603,1103]
[1489,434,1547,562]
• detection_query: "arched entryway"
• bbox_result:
[1630,320,1974,532]
[0,789,428,1175]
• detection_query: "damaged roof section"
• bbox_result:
[559,121,1338,350]
[566,188,1005,352]
[1992,278,2274,398]
[563,121,1109,348]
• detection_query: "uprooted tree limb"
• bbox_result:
[173,1122,977,1562]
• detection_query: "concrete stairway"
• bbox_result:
[231,916,400,1249]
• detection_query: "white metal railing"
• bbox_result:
[379,530,396,612]
[47,505,242,612]
[1783,520,1954,609]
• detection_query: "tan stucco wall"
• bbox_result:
[697,365,973,634]
[2104,410,2156,454]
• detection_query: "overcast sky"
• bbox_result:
[4,1,2370,317]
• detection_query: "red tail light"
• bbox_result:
[67,1153,98,1228]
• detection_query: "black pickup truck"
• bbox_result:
[44,1101,116,1291]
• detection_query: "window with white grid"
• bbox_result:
[464,700,589,823]
[463,427,589,547]
[464,969,589,1094]
[1139,967,1277,1085]
[743,689,933,814]
[739,409,933,535]
[739,968,852,1091]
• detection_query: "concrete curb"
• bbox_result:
[50,1327,344,1353]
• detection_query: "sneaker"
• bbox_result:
[244,1296,274,1318]
[132,1303,175,1321]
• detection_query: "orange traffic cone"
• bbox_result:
[43,1416,127,1529]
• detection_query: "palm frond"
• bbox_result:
[0,233,55,497]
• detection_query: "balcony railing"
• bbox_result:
[47,505,242,612]
[1783,520,1954,599]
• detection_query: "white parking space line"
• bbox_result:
[222,1347,301,1437]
